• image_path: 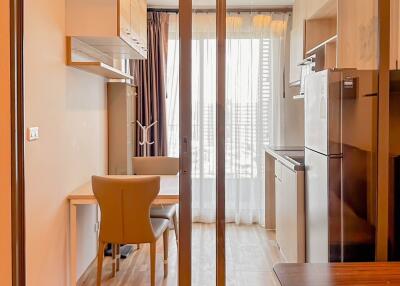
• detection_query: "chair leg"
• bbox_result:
[150,242,156,286]
[172,213,178,246]
[96,241,105,286]
[111,244,116,277]
[116,244,120,272]
[163,228,169,278]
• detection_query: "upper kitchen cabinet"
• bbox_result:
[335,0,378,70]
[306,0,336,19]
[66,0,148,60]
[289,0,307,84]
[290,0,379,84]
[391,0,400,70]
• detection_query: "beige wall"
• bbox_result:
[24,0,108,284]
[0,0,12,285]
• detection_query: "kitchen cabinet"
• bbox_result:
[307,0,336,19]
[305,0,378,71]
[289,27,303,85]
[275,160,305,263]
[131,0,148,53]
[391,0,400,70]
[66,0,147,60]
[108,83,137,175]
[289,0,307,84]
[336,0,378,70]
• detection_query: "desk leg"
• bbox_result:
[70,203,77,286]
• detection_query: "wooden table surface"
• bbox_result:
[274,263,400,286]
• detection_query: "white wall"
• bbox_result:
[24,0,108,284]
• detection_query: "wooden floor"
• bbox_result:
[78,223,284,286]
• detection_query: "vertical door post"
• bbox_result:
[216,0,226,285]
[179,0,192,284]
[10,0,26,285]
[377,0,390,261]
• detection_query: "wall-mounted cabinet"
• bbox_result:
[66,37,133,80]
[336,0,378,70]
[290,0,379,84]
[66,0,147,60]
[289,0,307,84]
[391,0,400,70]
[307,0,336,19]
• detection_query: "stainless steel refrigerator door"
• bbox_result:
[305,148,329,263]
[305,71,329,155]
[305,70,342,156]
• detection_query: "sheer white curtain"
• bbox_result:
[166,12,288,225]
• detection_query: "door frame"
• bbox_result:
[376,0,391,261]
[10,0,26,285]
[216,0,226,285]
[10,0,26,286]
[178,0,192,285]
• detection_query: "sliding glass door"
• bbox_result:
[178,1,291,284]
[179,1,284,285]
[178,1,223,285]
[178,0,192,285]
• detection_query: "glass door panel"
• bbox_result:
[191,4,218,286]
[224,1,289,285]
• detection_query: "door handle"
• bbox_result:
[181,137,190,174]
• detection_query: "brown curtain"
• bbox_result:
[132,12,169,157]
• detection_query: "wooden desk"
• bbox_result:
[273,263,400,286]
[68,175,179,286]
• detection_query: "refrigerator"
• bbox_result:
[305,69,378,263]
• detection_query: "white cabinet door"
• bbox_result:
[282,166,298,262]
[275,161,284,252]
[275,161,305,263]
[289,0,306,84]
[277,165,300,262]
[289,28,301,84]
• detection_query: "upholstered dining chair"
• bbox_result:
[132,156,179,245]
[132,156,179,175]
[92,176,170,286]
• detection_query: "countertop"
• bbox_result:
[274,263,400,286]
[265,146,305,171]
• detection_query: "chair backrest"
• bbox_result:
[92,176,160,244]
[132,156,179,175]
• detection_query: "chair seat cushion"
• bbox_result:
[150,204,176,219]
[150,218,169,239]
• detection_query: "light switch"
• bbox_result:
[27,127,40,141]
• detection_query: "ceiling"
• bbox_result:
[148,0,294,9]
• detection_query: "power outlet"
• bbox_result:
[27,127,40,141]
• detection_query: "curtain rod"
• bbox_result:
[148,6,292,14]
